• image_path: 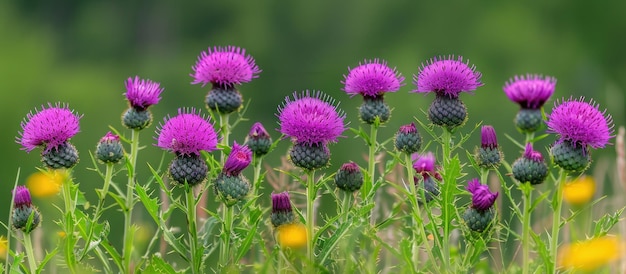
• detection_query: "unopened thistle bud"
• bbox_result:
[463,178,498,232]
[244,122,272,157]
[96,132,124,164]
[215,142,253,206]
[334,162,364,192]
[512,143,548,185]
[11,186,41,233]
[413,152,442,203]
[271,192,295,227]
[395,123,422,154]
[476,125,502,168]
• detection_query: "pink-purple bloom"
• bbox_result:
[466,178,498,211]
[156,108,218,155]
[399,123,417,134]
[547,97,613,149]
[503,74,556,109]
[412,152,442,180]
[18,103,81,153]
[99,131,120,143]
[277,91,347,145]
[249,122,270,139]
[412,55,483,98]
[223,141,252,176]
[124,76,164,110]
[481,125,498,149]
[523,143,544,162]
[271,192,293,213]
[342,59,404,97]
[191,46,261,87]
[13,186,32,208]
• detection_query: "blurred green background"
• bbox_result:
[2,0,625,266]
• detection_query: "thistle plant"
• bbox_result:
[277,90,346,270]
[5,46,624,274]
[343,59,403,202]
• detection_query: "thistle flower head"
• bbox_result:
[481,125,498,149]
[124,76,164,110]
[547,97,614,149]
[18,103,81,153]
[277,90,347,145]
[342,59,404,97]
[466,178,498,211]
[523,143,544,162]
[223,141,252,176]
[156,108,218,156]
[412,55,483,98]
[191,46,261,87]
[503,74,556,109]
[13,186,32,208]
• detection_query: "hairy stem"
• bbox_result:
[123,129,140,273]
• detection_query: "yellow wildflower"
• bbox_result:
[0,236,7,260]
[277,223,307,249]
[559,236,622,272]
[26,170,67,198]
[563,176,595,206]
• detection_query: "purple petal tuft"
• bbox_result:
[503,74,556,109]
[547,97,614,148]
[155,108,218,155]
[466,178,498,210]
[18,103,81,153]
[224,141,252,176]
[412,55,483,98]
[277,90,347,144]
[342,59,404,97]
[191,46,261,86]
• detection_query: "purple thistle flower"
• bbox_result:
[547,97,614,149]
[13,186,32,208]
[342,59,405,97]
[271,192,293,213]
[223,141,252,176]
[481,125,498,149]
[412,55,483,98]
[466,178,498,211]
[18,103,81,153]
[277,90,347,145]
[503,74,556,109]
[124,76,164,110]
[156,108,218,156]
[523,143,544,162]
[412,152,442,180]
[191,46,261,87]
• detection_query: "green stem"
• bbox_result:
[363,123,379,201]
[549,170,567,273]
[62,175,77,273]
[219,113,231,162]
[340,192,352,224]
[186,186,201,274]
[441,129,452,270]
[405,153,437,272]
[480,168,489,185]
[219,205,234,269]
[521,183,533,274]
[252,155,263,198]
[306,170,317,271]
[123,129,140,273]
[23,232,37,273]
[525,132,535,145]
